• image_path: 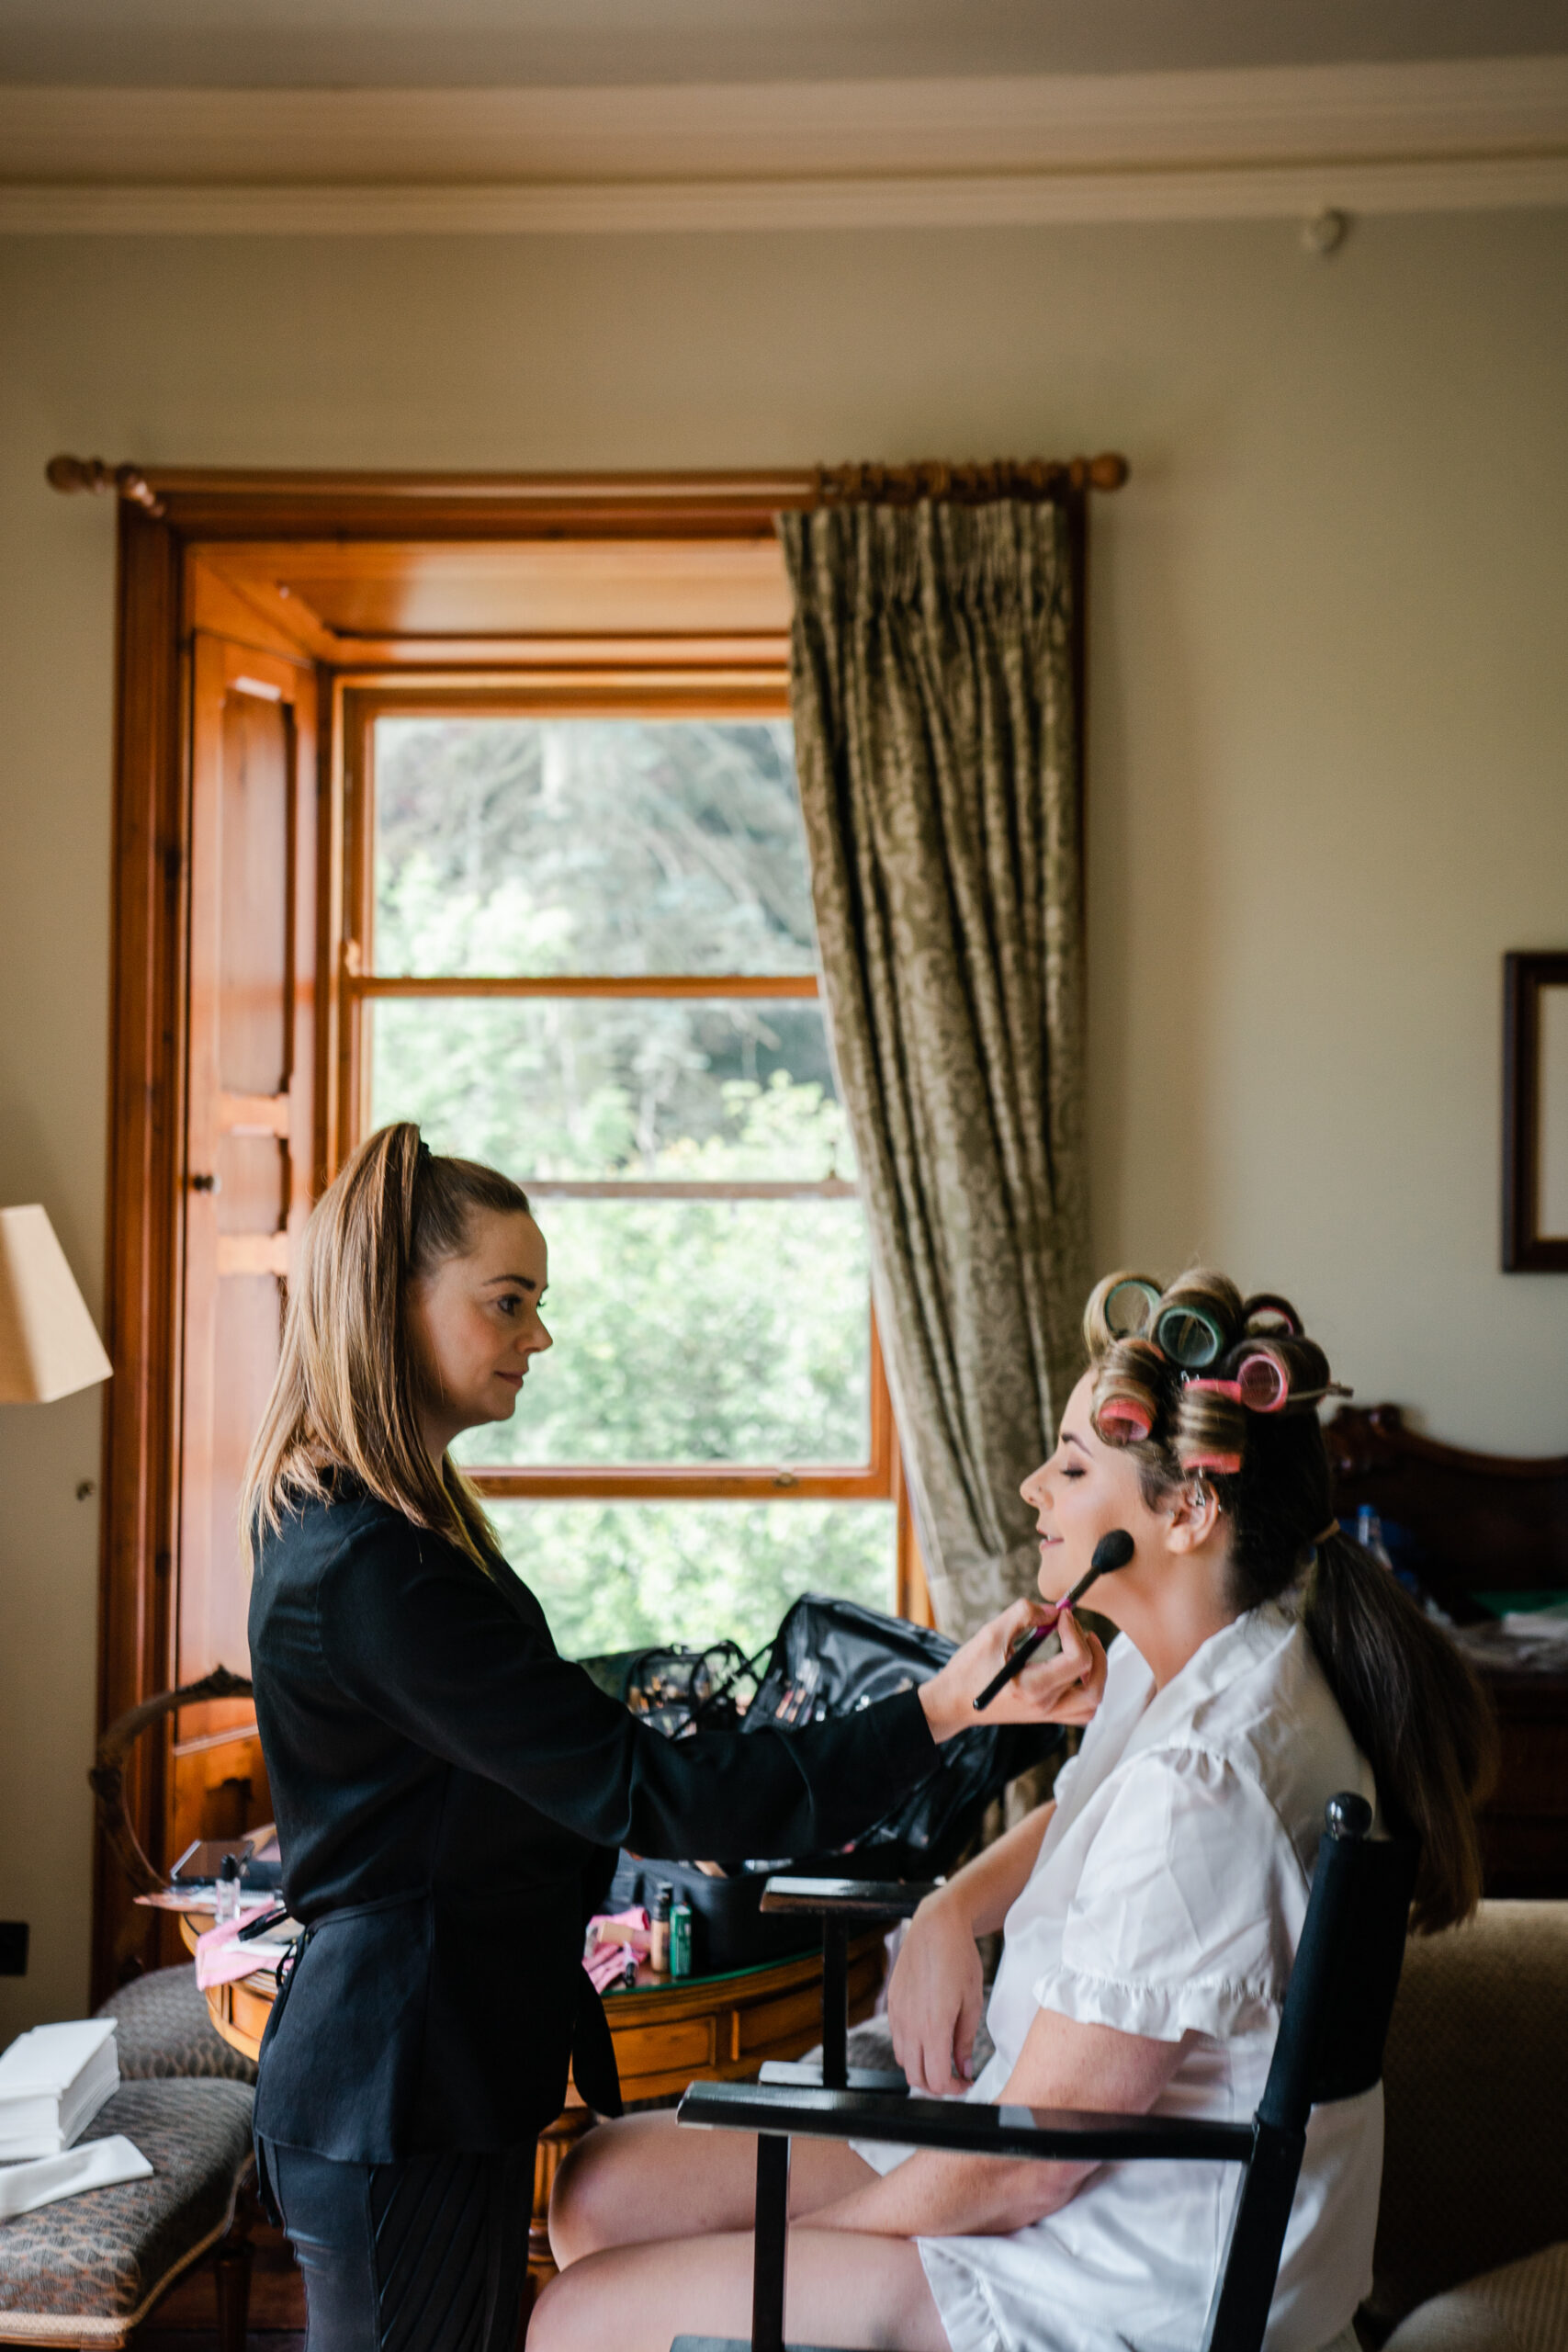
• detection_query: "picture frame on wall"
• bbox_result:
[1503,951,1568,1272]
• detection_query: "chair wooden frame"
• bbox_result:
[89,1665,254,1904]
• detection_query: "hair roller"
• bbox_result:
[1083,1271,1165,1363]
[1241,1291,1303,1338]
[1174,1381,1247,1475]
[1235,1334,1332,1405]
[1089,1337,1168,1448]
[1151,1269,1246,1370]
[1184,1351,1291,1415]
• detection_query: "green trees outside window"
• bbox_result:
[367,713,895,1657]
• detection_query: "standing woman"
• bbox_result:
[240,1125,1104,2352]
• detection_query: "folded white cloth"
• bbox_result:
[0,2134,152,2219]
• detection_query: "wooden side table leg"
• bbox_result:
[530,2110,593,2290]
[214,2236,254,2352]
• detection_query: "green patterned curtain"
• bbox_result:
[779,497,1089,1637]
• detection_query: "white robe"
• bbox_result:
[856,1602,1382,2352]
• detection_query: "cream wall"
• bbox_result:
[1,210,1565,2030]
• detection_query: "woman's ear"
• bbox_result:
[1166,1476,1222,1554]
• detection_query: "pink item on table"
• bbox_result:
[586,1905,649,1952]
[194,1908,278,1990]
[583,1906,651,1993]
[584,1943,639,1994]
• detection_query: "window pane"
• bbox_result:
[482,1499,897,1658]
[453,1198,871,1466]
[369,995,852,1181]
[374,716,816,978]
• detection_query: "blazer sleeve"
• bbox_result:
[315,1514,941,1864]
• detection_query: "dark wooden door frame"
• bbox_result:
[96,502,192,1994]
[78,456,1124,1996]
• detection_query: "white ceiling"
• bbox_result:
[1,0,1564,88]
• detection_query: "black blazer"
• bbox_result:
[247,1478,941,2162]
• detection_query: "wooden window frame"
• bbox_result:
[332,678,906,1516]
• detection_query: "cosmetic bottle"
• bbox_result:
[671,1899,693,1980]
[649,1883,673,1973]
[215,1854,242,1927]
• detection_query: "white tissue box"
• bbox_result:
[0,2018,119,2161]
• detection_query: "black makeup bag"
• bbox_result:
[586,1594,1062,1976]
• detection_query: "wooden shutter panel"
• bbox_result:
[173,635,318,1860]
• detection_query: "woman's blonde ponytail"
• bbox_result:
[241,1123,533,1573]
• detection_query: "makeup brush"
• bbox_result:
[970,1527,1135,1712]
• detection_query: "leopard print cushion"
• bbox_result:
[0,2078,254,2333]
[96,1965,257,2084]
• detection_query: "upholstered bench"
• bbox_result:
[96,1965,256,2085]
[0,2078,255,2350]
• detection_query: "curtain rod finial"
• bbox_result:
[1088,454,1130,492]
[46,456,164,516]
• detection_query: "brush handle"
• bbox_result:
[971,1620,1058,1712]
[970,1608,1067,1712]
[969,1562,1108,1713]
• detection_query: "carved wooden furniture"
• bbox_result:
[88,1666,265,2085]
[91,1664,269,1996]
[91,1666,256,1909]
[1326,1404,1568,1895]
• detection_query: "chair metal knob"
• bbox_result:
[1325,1792,1373,1840]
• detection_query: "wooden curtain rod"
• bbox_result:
[45,453,1129,531]
[812,456,1128,504]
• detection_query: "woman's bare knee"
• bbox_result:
[549,2112,728,2267]
[530,2224,942,2352]
[529,2260,601,2352]
[547,2110,878,2271]
[549,2120,640,2267]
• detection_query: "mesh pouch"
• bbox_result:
[579,1639,762,1739]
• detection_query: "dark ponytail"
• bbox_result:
[1303,1532,1495,1932]
[1083,1270,1497,1934]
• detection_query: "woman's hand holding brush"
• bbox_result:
[972,1528,1134,1713]
[919,1595,1107,1741]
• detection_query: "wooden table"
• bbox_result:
[181,1912,883,2288]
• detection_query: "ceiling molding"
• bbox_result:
[3,155,1564,235]
[2,56,1565,232]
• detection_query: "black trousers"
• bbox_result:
[258,2135,536,2352]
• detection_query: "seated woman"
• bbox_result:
[535,1270,1494,2352]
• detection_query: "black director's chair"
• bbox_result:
[674,1794,1416,2352]
[754,1877,936,2093]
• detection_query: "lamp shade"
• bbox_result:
[0,1205,113,1404]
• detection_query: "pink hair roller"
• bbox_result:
[1184,1448,1244,1474]
[1096,1396,1154,1442]
[1186,1352,1290,1414]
